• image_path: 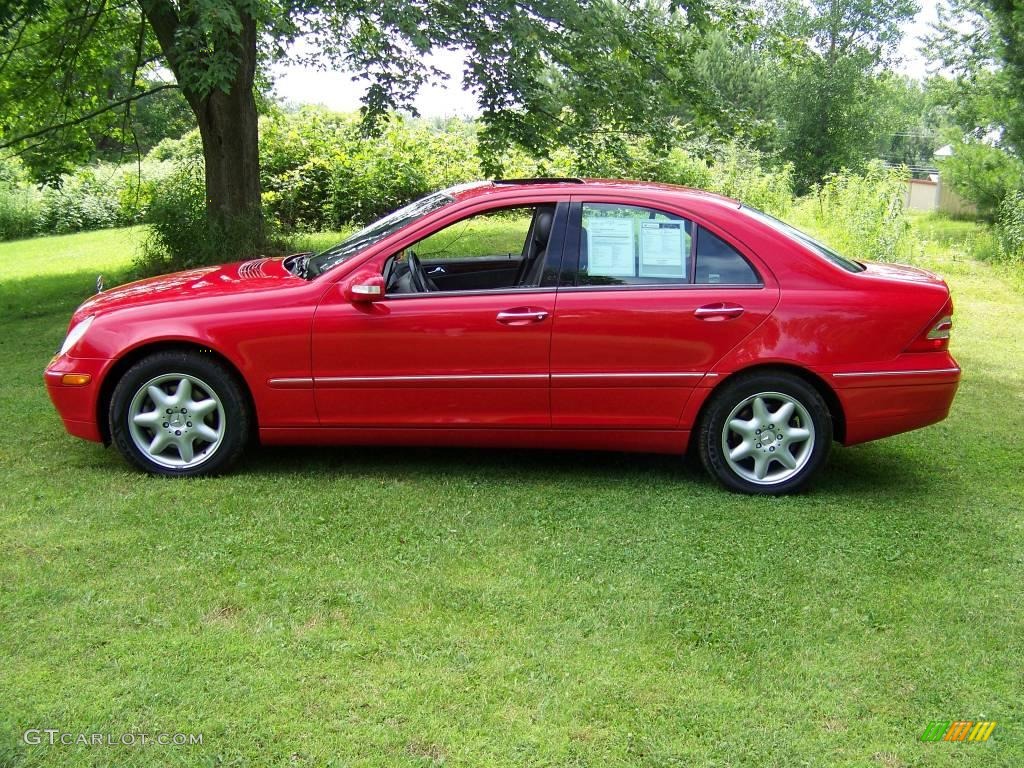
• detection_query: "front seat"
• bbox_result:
[515,208,554,287]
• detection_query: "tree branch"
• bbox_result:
[0,83,178,149]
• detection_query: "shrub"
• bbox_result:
[136,157,208,273]
[996,191,1024,263]
[794,162,912,263]
[0,186,41,241]
[938,141,1024,220]
[38,170,122,234]
[260,111,480,231]
[139,156,267,274]
[32,161,172,236]
[706,144,794,217]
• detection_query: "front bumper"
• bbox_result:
[44,355,111,443]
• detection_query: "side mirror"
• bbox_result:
[345,273,386,302]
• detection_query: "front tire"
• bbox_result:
[109,351,250,477]
[698,371,832,494]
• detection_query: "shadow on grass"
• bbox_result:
[0,267,138,321]
[228,438,928,497]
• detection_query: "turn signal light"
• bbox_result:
[61,373,92,386]
[906,298,953,353]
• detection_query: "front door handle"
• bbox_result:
[497,307,549,325]
[694,303,744,321]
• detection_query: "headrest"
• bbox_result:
[534,209,554,245]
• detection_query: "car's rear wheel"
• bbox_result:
[109,351,250,476]
[698,371,832,494]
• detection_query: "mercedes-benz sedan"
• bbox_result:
[45,179,960,493]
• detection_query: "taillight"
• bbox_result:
[906,298,953,352]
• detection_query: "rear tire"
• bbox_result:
[109,351,250,477]
[698,371,832,494]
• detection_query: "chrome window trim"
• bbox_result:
[556,283,764,293]
[381,282,764,299]
[383,286,555,300]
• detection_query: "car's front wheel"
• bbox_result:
[109,351,250,476]
[698,371,832,494]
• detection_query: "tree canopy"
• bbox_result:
[0,0,937,243]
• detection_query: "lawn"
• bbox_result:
[0,217,1021,767]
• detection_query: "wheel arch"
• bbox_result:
[97,340,257,445]
[696,364,846,444]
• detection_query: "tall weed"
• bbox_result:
[793,162,912,263]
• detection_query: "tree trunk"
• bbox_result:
[142,1,263,250]
[191,12,262,246]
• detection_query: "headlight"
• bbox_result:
[59,315,95,356]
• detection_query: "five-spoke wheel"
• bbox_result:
[110,351,250,476]
[698,371,831,494]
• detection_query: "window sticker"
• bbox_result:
[639,221,688,278]
[586,217,636,277]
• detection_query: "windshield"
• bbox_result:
[305,191,455,277]
[740,206,865,273]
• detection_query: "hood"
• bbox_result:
[859,260,948,288]
[74,257,298,321]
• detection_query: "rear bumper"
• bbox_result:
[44,355,110,443]
[830,355,960,445]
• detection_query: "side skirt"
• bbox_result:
[258,427,689,455]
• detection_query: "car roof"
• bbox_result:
[446,179,742,210]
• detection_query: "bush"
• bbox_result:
[38,170,122,234]
[996,191,1024,263]
[704,144,794,217]
[138,156,267,274]
[136,157,208,273]
[938,141,1024,220]
[259,110,480,231]
[0,186,41,241]
[30,161,174,237]
[794,162,912,263]
[496,133,794,217]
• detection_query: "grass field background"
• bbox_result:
[0,214,1021,766]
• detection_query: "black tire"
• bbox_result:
[698,370,832,494]
[109,350,251,477]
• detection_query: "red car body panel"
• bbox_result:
[45,180,960,456]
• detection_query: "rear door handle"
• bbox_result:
[694,303,744,320]
[497,308,549,325]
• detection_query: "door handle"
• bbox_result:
[694,303,744,320]
[497,308,549,325]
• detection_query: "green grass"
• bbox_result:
[1,217,1022,767]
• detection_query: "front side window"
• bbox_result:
[576,203,694,286]
[384,205,560,295]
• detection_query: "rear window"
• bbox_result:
[741,206,865,273]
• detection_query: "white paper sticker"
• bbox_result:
[586,217,636,277]
[639,221,687,278]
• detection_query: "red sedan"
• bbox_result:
[45,179,960,493]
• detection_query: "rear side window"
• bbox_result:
[695,228,760,285]
[576,203,694,286]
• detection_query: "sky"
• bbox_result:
[272,1,943,118]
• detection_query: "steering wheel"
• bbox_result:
[406,250,433,293]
